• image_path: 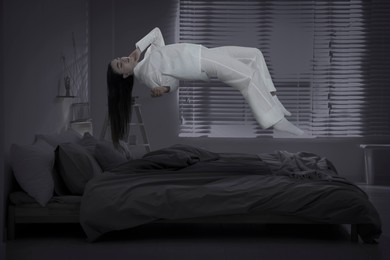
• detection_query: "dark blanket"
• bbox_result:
[80,144,382,242]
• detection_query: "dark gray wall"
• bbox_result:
[3,0,88,149]
[3,0,88,241]
[1,0,5,257]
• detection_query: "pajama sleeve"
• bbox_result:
[145,72,179,93]
[135,27,165,53]
[135,27,179,93]
[164,77,179,92]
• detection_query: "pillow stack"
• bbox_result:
[9,129,132,206]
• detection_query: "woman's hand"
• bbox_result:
[151,86,170,97]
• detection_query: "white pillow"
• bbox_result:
[10,139,55,206]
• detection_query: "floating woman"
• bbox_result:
[107,27,304,147]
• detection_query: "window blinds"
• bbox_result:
[177,0,390,138]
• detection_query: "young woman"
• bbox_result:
[107,27,304,147]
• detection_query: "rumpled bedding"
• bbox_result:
[259,150,341,181]
[80,144,382,242]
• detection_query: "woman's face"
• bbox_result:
[110,56,137,78]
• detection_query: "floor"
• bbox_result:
[5,184,390,260]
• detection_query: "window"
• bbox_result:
[177,0,390,138]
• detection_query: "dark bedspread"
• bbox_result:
[80,144,382,242]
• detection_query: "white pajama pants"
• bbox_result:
[200,46,284,129]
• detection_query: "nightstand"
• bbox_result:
[360,144,390,185]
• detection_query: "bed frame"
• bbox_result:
[7,200,360,242]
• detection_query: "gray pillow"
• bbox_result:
[9,139,55,206]
[35,128,82,147]
[77,132,98,154]
[94,142,128,171]
[36,128,82,195]
[78,132,130,171]
[55,143,102,195]
[51,166,71,196]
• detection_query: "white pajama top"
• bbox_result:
[133,27,209,92]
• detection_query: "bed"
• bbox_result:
[7,143,382,243]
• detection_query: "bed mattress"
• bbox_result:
[78,144,382,242]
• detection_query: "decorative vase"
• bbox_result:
[64,76,71,96]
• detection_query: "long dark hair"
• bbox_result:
[106,63,134,148]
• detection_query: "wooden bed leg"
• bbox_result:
[351,224,358,243]
[7,205,15,240]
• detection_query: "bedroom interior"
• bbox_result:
[2,0,390,260]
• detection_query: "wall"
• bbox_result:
[3,0,88,148]
[90,0,390,183]
[3,0,88,239]
[1,0,5,257]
